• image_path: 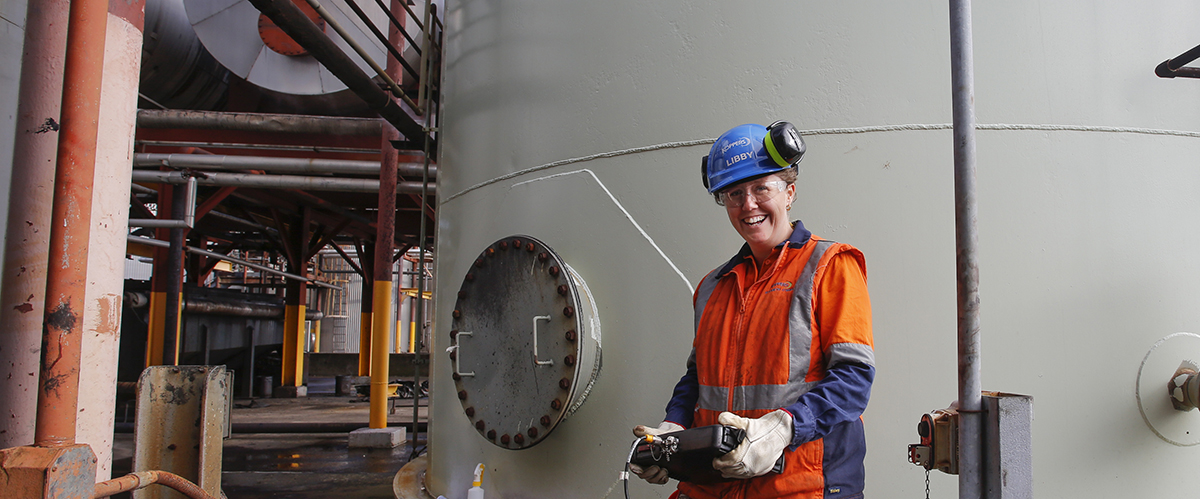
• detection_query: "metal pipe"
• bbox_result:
[1156,43,1200,78]
[371,0,421,56]
[129,176,196,228]
[163,184,188,365]
[206,210,277,233]
[302,0,421,113]
[182,298,324,320]
[134,153,436,178]
[94,470,218,499]
[113,421,429,434]
[137,109,384,136]
[128,236,342,290]
[34,0,108,449]
[132,170,435,194]
[135,139,381,155]
[949,0,983,497]
[344,0,419,81]
[247,0,425,140]
[411,7,436,452]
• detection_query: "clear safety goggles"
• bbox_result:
[717,180,788,208]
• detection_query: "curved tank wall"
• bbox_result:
[430,1,1200,498]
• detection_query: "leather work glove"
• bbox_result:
[713,410,794,479]
[628,421,685,484]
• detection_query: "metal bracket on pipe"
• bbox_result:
[128,176,196,229]
[1156,43,1200,78]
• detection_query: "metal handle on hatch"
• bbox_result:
[533,315,554,366]
[455,330,475,377]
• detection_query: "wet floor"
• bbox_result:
[111,377,427,499]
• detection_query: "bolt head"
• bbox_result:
[549,266,560,276]
[465,407,475,418]
[528,427,538,438]
[499,241,509,250]
[563,306,574,318]
[541,415,552,427]
[452,372,461,381]
[514,433,525,444]
[501,434,510,444]
[457,290,466,299]
[557,285,569,296]
[525,242,535,252]
[449,350,456,361]
[476,420,485,431]
[453,309,462,319]
[487,429,496,439]
[475,258,484,267]
[458,390,468,400]
[486,248,496,257]
[559,378,571,390]
[564,355,576,367]
[512,238,522,248]
[565,329,577,342]
[551,399,562,410]
[538,252,548,262]
[465,273,474,282]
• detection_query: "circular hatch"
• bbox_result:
[449,236,601,449]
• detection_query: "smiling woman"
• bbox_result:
[630,122,876,499]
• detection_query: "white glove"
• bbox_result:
[629,421,685,484]
[713,410,793,479]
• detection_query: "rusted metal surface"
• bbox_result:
[132,366,229,499]
[94,470,217,499]
[136,110,384,136]
[0,444,97,499]
[34,0,109,449]
[370,121,399,428]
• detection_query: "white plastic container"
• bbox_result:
[466,463,485,499]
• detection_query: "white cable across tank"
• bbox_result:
[444,123,1200,204]
[511,169,695,294]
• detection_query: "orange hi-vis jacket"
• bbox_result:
[664,222,875,499]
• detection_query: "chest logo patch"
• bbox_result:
[768,281,794,293]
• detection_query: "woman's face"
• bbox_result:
[721,174,796,253]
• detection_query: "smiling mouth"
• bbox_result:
[743,215,767,226]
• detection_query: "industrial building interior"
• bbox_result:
[2,0,441,497]
[8,0,1200,498]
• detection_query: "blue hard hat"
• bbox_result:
[703,123,801,193]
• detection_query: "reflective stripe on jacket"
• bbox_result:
[668,221,874,499]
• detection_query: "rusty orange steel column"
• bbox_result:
[370,127,399,429]
[35,0,109,448]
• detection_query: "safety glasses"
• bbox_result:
[717,180,788,208]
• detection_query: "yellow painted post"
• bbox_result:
[369,281,393,428]
[144,291,166,366]
[358,276,373,376]
[281,283,307,387]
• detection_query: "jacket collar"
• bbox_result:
[714,220,812,278]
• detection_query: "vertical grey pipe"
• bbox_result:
[949,0,982,497]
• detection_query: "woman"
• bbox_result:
[631,122,876,499]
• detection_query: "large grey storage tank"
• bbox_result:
[429,1,1200,498]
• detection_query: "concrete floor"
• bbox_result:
[112,377,428,499]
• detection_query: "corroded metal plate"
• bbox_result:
[449,236,601,449]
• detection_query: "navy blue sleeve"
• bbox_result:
[784,362,875,446]
[663,359,698,428]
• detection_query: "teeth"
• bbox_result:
[744,216,766,225]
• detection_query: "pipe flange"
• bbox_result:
[1136,332,1200,446]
